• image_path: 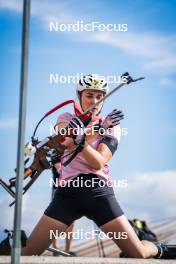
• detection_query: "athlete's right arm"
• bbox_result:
[55,122,76,150]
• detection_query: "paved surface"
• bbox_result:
[0,256,176,264]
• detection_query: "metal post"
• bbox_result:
[11,0,31,263]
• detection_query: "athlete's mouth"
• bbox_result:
[91,108,98,113]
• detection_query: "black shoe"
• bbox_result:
[155,243,176,259]
[0,230,13,255]
[119,251,128,258]
[67,251,77,257]
[0,229,28,256]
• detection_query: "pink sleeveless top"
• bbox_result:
[56,112,120,183]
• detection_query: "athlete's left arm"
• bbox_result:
[82,126,120,170]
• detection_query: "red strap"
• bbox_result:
[74,101,102,123]
[44,99,101,123]
[44,100,75,117]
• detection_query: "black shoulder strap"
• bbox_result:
[62,115,92,167]
[62,140,85,167]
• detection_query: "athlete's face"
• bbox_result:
[80,90,105,116]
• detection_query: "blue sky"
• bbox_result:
[0,0,176,241]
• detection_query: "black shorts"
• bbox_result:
[44,174,124,227]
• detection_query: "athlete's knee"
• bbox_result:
[127,246,148,259]
[133,250,148,259]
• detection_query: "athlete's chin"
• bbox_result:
[91,110,98,117]
[92,112,98,117]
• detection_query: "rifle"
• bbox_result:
[0,72,144,206]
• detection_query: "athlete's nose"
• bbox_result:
[92,97,99,104]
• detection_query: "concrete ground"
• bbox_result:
[0,257,176,264]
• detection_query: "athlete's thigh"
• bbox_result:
[100,214,146,258]
[22,214,68,256]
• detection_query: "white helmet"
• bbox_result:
[77,74,109,97]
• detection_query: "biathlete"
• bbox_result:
[22,74,174,259]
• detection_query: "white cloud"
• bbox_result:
[21,193,47,232]
[78,31,176,75]
[1,0,176,80]
[116,170,176,222]
[0,172,51,235]
[0,0,74,27]
[160,78,176,90]
[0,0,22,13]
[0,195,14,229]
[0,118,17,128]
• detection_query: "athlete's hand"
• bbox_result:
[68,117,84,130]
[102,109,124,129]
[68,117,85,145]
